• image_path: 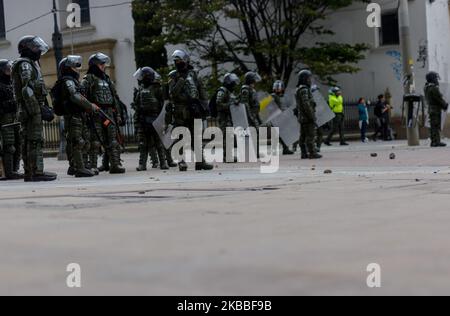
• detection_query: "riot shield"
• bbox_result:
[153,103,175,149]
[270,108,300,147]
[259,95,282,125]
[313,90,335,127]
[231,103,250,128]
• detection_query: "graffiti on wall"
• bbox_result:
[417,40,428,69]
[386,50,402,81]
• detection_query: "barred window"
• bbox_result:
[72,0,91,25]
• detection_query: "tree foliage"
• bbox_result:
[135,0,370,85]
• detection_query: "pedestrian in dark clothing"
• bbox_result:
[372,95,390,141]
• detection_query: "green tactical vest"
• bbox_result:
[11,57,48,105]
[139,85,161,117]
[90,76,115,106]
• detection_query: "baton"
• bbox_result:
[1,122,21,130]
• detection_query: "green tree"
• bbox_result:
[132,0,168,70]
[139,0,370,85]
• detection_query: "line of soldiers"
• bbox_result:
[0,41,328,181]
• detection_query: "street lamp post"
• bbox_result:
[398,0,420,146]
[52,0,67,160]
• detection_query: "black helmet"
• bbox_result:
[273,80,285,93]
[59,55,82,77]
[0,59,12,76]
[88,52,111,67]
[330,86,341,95]
[133,67,157,82]
[244,71,262,85]
[426,71,440,85]
[223,73,240,90]
[18,35,49,61]
[59,55,82,70]
[297,69,313,87]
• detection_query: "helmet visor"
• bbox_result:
[97,53,111,66]
[66,55,83,69]
[32,37,49,56]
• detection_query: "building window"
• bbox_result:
[380,12,400,46]
[0,0,5,39]
[73,0,91,26]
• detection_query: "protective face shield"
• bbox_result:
[172,50,190,72]
[426,72,440,85]
[223,73,240,90]
[18,35,49,60]
[273,80,285,94]
[297,69,313,87]
[61,55,83,70]
[0,59,13,77]
[89,53,111,67]
[133,67,158,82]
[245,71,262,85]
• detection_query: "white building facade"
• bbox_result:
[315,0,450,117]
[0,0,136,106]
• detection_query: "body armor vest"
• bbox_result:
[139,86,161,117]
[0,82,18,115]
[12,58,48,105]
[92,77,114,106]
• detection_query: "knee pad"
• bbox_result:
[92,141,101,150]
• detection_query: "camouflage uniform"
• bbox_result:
[425,82,448,146]
[296,85,318,157]
[0,80,22,178]
[62,75,95,176]
[11,58,52,180]
[167,68,212,170]
[82,73,123,173]
[241,85,261,128]
[133,83,168,170]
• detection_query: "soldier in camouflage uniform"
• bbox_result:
[216,73,240,162]
[133,67,169,171]
[167,50,213,172]
[0,59,23,180]
[241,72,262,129]
[82,53,125,174]
[11,36,57,182]
[296,70,322,160]
[424,71,449,147]
[59,56,100,178]
[271,80,294,155]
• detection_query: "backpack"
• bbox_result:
[50,79,67,116]
[208,89,220,118]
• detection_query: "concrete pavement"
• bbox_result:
[1,140,450,295]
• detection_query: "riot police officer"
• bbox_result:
[82,53,126,174]
[241,71,262,128]
[425,71,449,147]
[11,36,57,182]
[296,70,322,160]
[59,55,100,177]
[272,80,294,155]
[167,49,213,172]
[0,59,23,180]
[133,67,169,171]
[217,73,240,162]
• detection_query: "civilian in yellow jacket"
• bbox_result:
[325,87,349,146]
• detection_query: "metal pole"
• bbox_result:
[398,0,420,146]
[52,0,67,160]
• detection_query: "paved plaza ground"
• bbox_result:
[1,140,450,295]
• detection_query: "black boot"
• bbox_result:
[179,161,188,172]
[300,145,309,160]
[67,166,76,176]
[196,162,214,171]
[110,165,126,174]
[25,172,57,182]
[75,168,95,178]
[136,165,147,172]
